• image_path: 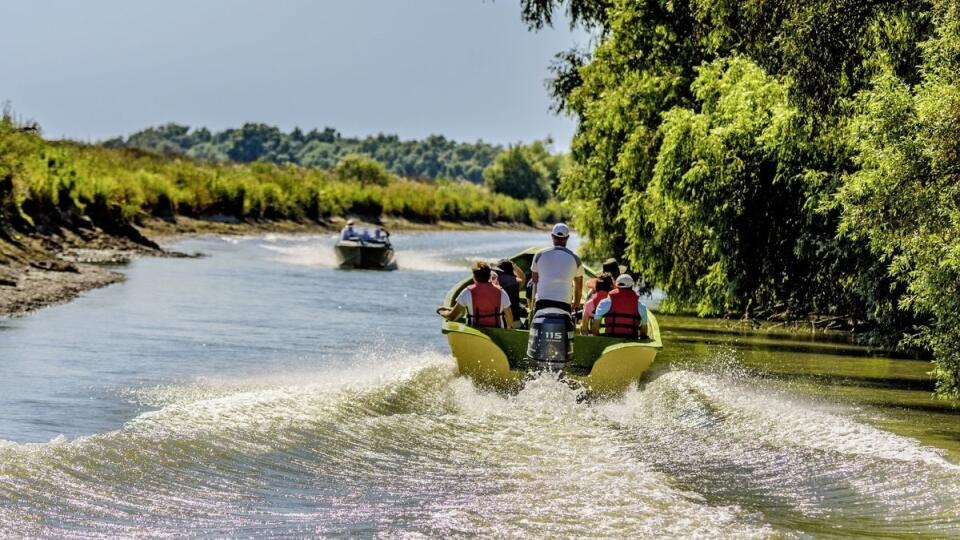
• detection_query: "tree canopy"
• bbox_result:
[102,123,504,183]
[0,113,567,252]
[531,0,960,398]
[482,141,566,202]
[335,154,391,186]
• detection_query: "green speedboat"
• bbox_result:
[334,239,397,270]
[440,248,662,395]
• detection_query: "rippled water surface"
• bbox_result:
[1,231,958,537]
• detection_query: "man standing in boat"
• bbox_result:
[524,223,582,365]
[530,223,583,316]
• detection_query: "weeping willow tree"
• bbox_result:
[522,0,960,398]
[838,0,960,397]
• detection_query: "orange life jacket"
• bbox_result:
[600,288,641,338]
[468,282,503,328]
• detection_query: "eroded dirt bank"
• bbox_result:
[0,215,540,318]
[0,223,164,318]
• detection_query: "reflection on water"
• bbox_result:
[0,231,958,537]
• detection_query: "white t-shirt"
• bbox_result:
[455,286,511,315]
[531,246,583,303]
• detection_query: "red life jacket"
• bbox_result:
[600,288,641,338]
[468,282,503,328]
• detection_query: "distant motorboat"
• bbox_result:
[334,239,397,270]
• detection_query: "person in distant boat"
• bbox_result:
[340,219,361,241]
[581,272,613,335]
[438,261,514,329]
[373,226,390,243]
[494,259,527,326]
[530,223,583,316]
[591,274,649,338]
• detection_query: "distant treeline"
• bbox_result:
[524,0,960,398]
[0,114,565,261]
[102,123,502,183]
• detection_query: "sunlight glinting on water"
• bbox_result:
[2,347,958,537]
[2,232,959,537]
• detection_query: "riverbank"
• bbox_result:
[140,215,545,240]
[0,215,545,318]
[0,218,165,318]
[1,116,566,317]
[0,263,124,318]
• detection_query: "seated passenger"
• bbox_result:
[591,274,648,338]
[340,219,361,241]
[373,226,390,242]
[580,272,613,335]
[494,259,527,325]
[438,262,514,329]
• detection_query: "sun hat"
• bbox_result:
[347,219,355,225]
[615,274,635,288]
[551,223,570,238]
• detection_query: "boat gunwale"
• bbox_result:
[440,247,663,372]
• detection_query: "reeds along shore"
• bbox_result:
[0,116,564,317]
[0,116,565,256]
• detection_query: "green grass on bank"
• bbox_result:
[0,116,565,238]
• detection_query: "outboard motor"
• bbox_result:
[526,308,574,369]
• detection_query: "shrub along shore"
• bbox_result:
[0,116,564,316]
[523,0,960,400]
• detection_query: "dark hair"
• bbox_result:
[602,258,620,278]
[497,259,514,274]
[595,272,614,292]
[472,261,492,283]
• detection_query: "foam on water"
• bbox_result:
[0,353,758,537]
[4,230,957,537]
[260,242,341,268]
[596,367,960,535]
[391,249,465,272]
[2,350,958,537]
[258,236,466,272]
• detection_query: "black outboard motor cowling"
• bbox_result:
[526,308,575,369]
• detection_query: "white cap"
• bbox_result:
[616,274,635,288]
[347,219,355,225]
[551,223,570,238]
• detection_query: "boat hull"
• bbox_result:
[334,241,396,270]
[443,314,661,395]
[440,246,662,395]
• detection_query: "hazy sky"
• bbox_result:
[0,1,589,149]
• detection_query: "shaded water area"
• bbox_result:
[1,231,958,537]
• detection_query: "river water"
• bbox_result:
[1,231,958,537]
